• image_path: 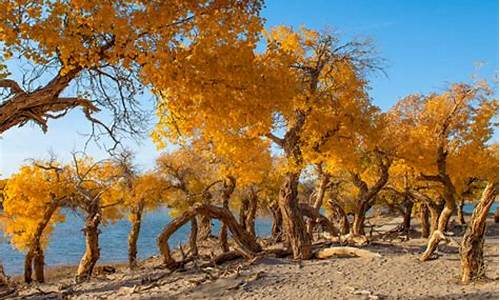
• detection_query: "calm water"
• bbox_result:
[0,207,272,275]
[0,203,496,275]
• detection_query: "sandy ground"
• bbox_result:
[6,217,499,300]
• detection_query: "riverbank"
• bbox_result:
[6,216,499,299]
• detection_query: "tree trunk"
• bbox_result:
[278,172,312,259]
[269,202,283,241]
[299,203,337,236]
[33,245,45,283]
[189,217,198,257]
[219,177,236,253]
[198,214,213,240]
[428,201,444,232]
[457,198,466,225]
[494,207,498,223]
[328,200,350,235]
[401,199,414,232]
[351,201,370,236]
[76,210,101,282]
[24,201,58,283]
[419,204,431,238]
[460,183,498,283]
[239,198,249,231]
[420,181,456,261]
[128,203,144,269]
[158,204,261,268]
[245,191,257,237]
[24,249,35,284]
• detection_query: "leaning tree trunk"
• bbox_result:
[219,177,236,253]
[76,210,101,282]
[245,191,257,238]
[307,172,330,238]
[457,198,466,225]
[278,172,312,259]
[128,202,144,269]
[419,204,431,238]
[239,198,249,232]
[33,245,45,284]
[328,199,350,235]
[24,249,35,284]
[460,183,498,283]
[351,201,370,237]
[198,214,213,240]
[189,217,198,256]
[24,201,58,283]
[158,204,261,269]
[420,180,456,261]
[269,202,284,241]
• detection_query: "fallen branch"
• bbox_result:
[315,246,382,259]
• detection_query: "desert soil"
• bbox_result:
[6,217,499,300]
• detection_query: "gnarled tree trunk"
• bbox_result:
[419,203,431,238]
[239,198,249,232]
[76,209,101,282]
[24,201,58,283]
[189,217,198,256]
[420,179,456,261]
[279,172,312,259]
[128,202,144,269]
[158,204,261,269]
[460,183,498,283]
[245,191,257,237]
[351,202,370,236]
[457,198,466,225]
[328,199,350,235]
[401,199,414,233]
[219,177,236,253]
[269,202,283,241]
[198,214,213,240]
[494,207,498,223]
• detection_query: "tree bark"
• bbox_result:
[269,202,283,241]
[33,245,45,283]
[245,191,257,238]
[328,199,350,235]
[24,249,35,284]
[457,198,466,225]
[278,172,312,259]
[401,199,414,232]
[198,214,213,240]
[494,207,498,223]
[239,198,249,232]
[76,210,101,282]
[24,201,58,283]
[299,203,337,236]
[189,217,198,257]
[460,183,498,283]
[128,203,144,269]
[219,177,236,253]
[420,180,456,261]
[419,204,431,238]
[158,204,261,268]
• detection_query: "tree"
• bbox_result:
[390,82,498,261]
[152,27,378,259]
[0,162,71,283]
[124,171,168,269]
[66,154,126,282]
[0,0,263,141]
[460,182,498,283]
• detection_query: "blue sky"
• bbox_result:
[0,0,498,177]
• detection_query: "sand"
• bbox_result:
[6,217,499,300]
